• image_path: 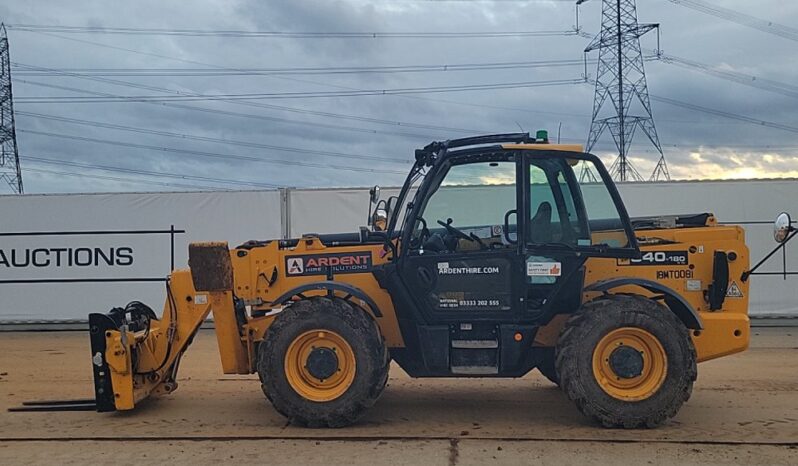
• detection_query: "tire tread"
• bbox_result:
[555,294,697,428]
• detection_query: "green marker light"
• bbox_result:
[536,130,549,142]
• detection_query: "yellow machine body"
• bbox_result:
[85,137,755,416]
[98,217,749,411]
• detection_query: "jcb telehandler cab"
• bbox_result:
[27,133,775,428]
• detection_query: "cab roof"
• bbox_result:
[415,133,586,167]
[502,143,585,152]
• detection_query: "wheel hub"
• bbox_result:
[284,329,357,402]
[592,327,668,401]
[608,345,644,379]
[305,347,339,381]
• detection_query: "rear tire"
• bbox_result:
[258,297,389,427]
[555,294,697,428]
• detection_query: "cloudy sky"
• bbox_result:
[1,0,797,193]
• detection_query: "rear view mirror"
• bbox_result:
[774,212,792,243]
[369,185,381,205]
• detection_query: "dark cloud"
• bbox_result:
[1,0,797,193]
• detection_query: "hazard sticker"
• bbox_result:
[726,281,744,298]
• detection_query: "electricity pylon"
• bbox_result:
[578,0,670,182]
[0,23,23,194]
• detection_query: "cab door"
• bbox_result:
[522,156,590,315]
[397,152,526,322]
[521,153,639,316]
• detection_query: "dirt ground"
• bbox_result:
[1,328,797,465]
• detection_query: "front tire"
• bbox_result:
[258,297,389,427]
[555,294,697,428]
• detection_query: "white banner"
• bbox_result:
[0,230,172,282]
[1,179,797,320]
[0,190,282,320]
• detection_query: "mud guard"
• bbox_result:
[584,277,703,330]
[271,281,382,318]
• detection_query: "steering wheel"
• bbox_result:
[437,218,475,242]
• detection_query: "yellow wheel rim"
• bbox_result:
[284,329,356,402]
[592,327,667,401]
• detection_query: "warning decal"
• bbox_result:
[726,281,744,298]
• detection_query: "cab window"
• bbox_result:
[528,159,587,246]
[412,158,517,252]
[527,156,632,250]
[576,161,632,248]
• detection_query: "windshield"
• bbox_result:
[412,160,516,243]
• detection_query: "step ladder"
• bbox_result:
[449,324,500,375]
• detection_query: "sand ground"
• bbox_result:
[1,328,796,465]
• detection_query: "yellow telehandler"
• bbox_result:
[15,132,794,428]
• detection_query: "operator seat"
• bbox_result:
[529,202,553,243]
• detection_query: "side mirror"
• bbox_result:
[369,185,381,205]
[372,208,388,232]
[774,212,792,243]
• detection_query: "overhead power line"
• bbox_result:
[650,95,798,135]
[16,29,589,122]
[5,24,580,39]
[13,60,592,135]
[14,66,591,126]
[13,58,589,77]
[17,129,408,175]
[11,61,524,135]
[15,111,412,164]
[24,166,225,191]
[23,155,278,188]
[389,0,575,2]
[20,64,794,153]
[580,78,798,137]
[657,53,798,100]
[15,79,447,139]
[16,28,600,123]
[21,21,795,151]
[15,78,586,103]
[26,78,712,153]
[667,0,798,42]
[356,0,575,2]
[11,61,576,137]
